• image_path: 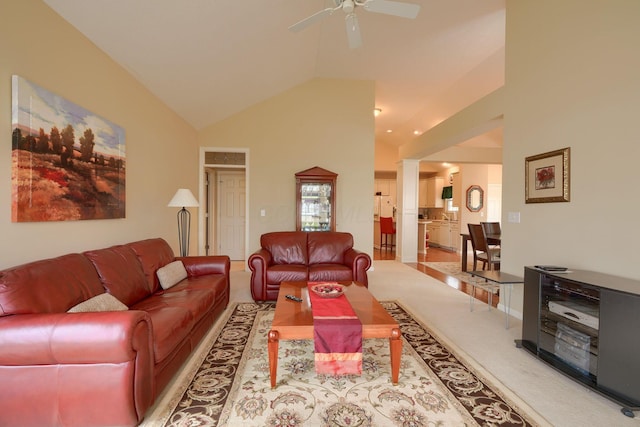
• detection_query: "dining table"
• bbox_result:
[460,232,501,272]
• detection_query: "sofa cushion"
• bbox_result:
[266,264,309,284]
[309,264,353,282]
[128,238,176,293]
[67,293,128,313]
[0,254,104,316]
[307,231,353,265]
[157,261,188,290]
[84,245,151,306]
[261,232,308,265]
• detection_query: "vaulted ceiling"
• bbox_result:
[43,0,505,152]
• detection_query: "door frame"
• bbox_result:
[198,147,249,261]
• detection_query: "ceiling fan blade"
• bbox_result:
[345,13,362,49]
[363,0,420,19]
[288,8,334,33]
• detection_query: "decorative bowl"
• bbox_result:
[310,283,344,298]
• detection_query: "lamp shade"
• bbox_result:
[168,189,199,208]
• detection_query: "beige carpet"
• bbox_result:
[143,262,636,427]
[143,301,544,426]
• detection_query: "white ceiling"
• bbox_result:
[43,0,505,151]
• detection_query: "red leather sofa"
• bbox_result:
[248,231,371,301]
[0,238,230,427]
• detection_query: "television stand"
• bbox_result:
[522,267,640,417]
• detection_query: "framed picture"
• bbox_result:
[11,75,126,222]
[525,147,570,203]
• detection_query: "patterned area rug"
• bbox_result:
[420,261,475,283]
[143,302,541,426]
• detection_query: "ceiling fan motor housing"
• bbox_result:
[342,0,355,14]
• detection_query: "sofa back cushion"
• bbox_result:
[308,232,353,265]
[128,238,175,293]
[84,245,150,306]
[0,254,104,316]
[261,232,308,265]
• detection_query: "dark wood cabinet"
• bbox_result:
[295,166,337,232]
[522,267,640,416]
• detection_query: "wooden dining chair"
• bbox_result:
[480,221,501,236]
[467,223,500,271]
[380,217,396,251]
[480,222,501,250]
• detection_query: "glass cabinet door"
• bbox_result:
[296,167,337,232]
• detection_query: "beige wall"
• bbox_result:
[198,78,376,256]
[503,0,640,281]
[0,1,199,268]
[375,140,399,172]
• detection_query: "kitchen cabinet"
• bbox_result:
[426,177,444,208]
[426,222,441,246]
[419,179,428,208]
[296,166,336,232]
[426,220,460,251]
[418,221,430,254]
[450,221,461,252]
[375,179,396,199]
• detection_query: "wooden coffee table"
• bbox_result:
[268,281,402,388]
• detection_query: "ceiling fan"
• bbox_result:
[289,0,421,49]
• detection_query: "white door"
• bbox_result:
[217,171,245,260]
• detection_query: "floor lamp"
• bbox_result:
[168,189,199,257]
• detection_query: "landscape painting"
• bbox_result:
[11,75,125,222]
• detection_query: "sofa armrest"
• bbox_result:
[344,248,372,287]
[0,311,154,426]
[0,311,152,365]
[178,255,230,277]
[248,249,272,301]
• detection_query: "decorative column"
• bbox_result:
[396,160,420,263]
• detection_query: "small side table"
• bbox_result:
[468,270,524,329]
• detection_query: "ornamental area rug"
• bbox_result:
[143,302,545,427]
[420,262,475,283]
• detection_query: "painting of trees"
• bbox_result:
[11,75,126,222]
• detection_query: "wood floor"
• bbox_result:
[374,246,499,307]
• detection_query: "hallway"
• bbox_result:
[374,246,499,307]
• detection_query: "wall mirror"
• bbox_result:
[466,185,484,212]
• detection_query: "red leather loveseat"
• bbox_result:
[248,231,371,301]
[0,238,230,427]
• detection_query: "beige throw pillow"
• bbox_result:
[68,293,128,313]
[157,260,188,290]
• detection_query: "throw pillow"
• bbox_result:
[68,293,128,313]
[157,260,188,290]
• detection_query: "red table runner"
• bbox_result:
[308,283,362,375]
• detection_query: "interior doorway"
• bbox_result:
[200,149,248,261]
[215,170,245,259]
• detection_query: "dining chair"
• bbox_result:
[380,217,396,251]
[480,222,501,250]
[480,221,501,236]
[467,223,500,271]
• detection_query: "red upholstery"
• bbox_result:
[0,238,230,427]
[248,231,371,301]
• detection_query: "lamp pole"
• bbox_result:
[168,189,199,257]
[176,206,190,257]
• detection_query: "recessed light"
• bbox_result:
[386,129,393,133]
[413,130,421,135]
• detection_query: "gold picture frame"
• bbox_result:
[525,147,570,203]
